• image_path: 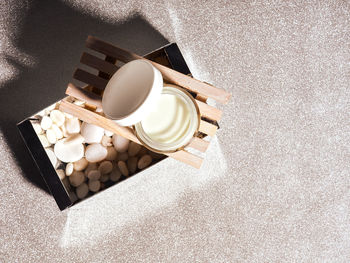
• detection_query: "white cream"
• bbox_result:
[141,93,191,144]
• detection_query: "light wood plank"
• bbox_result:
[168,150,203,169]
[66,82,222,122]
[64,85,214,151]
[59,100,203,169]
[187,137,210,152]
[66,83,102,109]
[196,99,222,121]
[199,120,218,136]
[196,93,208,102]
[60,100,139,142]
[86,36,231,104]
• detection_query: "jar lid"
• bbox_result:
[102,59,163,126]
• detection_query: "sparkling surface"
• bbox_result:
[1,0,350,262]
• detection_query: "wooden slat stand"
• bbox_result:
[59,36,231,169]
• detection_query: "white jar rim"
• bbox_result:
[134,85,200,153]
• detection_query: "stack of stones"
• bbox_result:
[31,102,164,201]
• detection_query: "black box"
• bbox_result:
[17,43,191,210]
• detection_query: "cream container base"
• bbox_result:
[134,85,199,153]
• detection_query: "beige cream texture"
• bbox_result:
[1,0,350,262]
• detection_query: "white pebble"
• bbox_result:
[65,162,74,176]
[101,135,112,147]
[84,163,97,176]
[138,154,152,170]
[112,134,129,152]
[73,157,88,171]
[88,180,100,192]
[54,137,84,163]
[76,183,89,199]
[40,116,52,130]
[117,152,128,162]
[106,146,117,161]
[45,148,58,168]
[51,124,63,139]
[98,161,113,174]
[100,174,109,182]
[88,170,101,181]
[85,144,107,163]
[128,142,141,156]
[60,124,69,137]
[109,167,121,182]
[56,169,65,180]
[104,129,114,137]
[38,134,51,148]
[127,157,138,174]
[65,117,80,134]
[69,171,85,187]
[46,128,57,144]
[32,122,43,135]
[118,161,129,177]
[50,110,65,126]
[81,122,104,144]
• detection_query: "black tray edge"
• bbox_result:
[17,119,73,210]
[164,43,191,76]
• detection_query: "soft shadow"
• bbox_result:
[0,0,168,193]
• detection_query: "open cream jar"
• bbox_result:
[102,60,199,153]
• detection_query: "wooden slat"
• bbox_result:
[73,69,108,90]
[187,137,209,152]
[81,52,119,75]
[168,150,203,169]
[59,100,203,169]
[66,84,217,137]
[60,100,138,142]
[199,120,218,136]
[86,36,231,104]
[66,83,102,109]
[65,85,211,152]
[196,99,222,121]
[86,36,141,62]
[66,82,222,122]
[196,94,208,102]
[147,63,230,103]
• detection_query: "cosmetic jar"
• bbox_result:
[102,60,199,153]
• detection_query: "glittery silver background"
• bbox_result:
[1,0,350,262]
